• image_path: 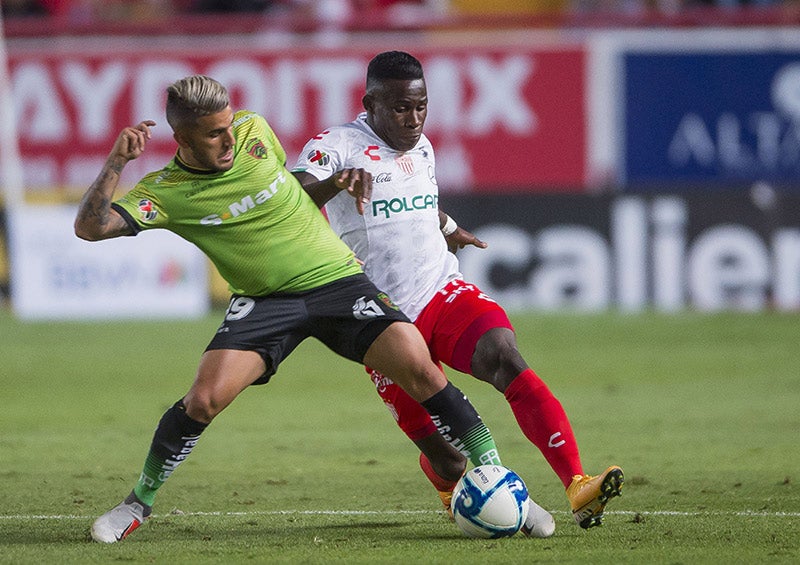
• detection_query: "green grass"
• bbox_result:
[1,309,798,563]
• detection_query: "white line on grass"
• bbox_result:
[1,509,799,521]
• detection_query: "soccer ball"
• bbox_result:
[450,465,530,538]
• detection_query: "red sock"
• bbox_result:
[504,369,583,488]
[419,452,460,493]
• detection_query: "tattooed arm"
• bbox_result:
[74,120,156,241]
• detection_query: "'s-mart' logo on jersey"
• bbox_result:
[200,173,287,226]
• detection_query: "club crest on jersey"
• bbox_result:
[138,199,157,222]
[395,155,414,175]
[377,292,400,311]
[308,149,330,166]
[245,138,268,159]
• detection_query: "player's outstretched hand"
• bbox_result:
[446,226,488,254]
[334,168,372,215]
[111,120,156,163]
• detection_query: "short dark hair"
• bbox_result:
[366,51,424,94]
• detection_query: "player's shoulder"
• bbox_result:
[136,160,180,190]
[313,114,374,145]
[310,124,353,146]
[231,110,266,133]
[417,133,434,152]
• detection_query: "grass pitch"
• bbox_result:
[1,309,798,563]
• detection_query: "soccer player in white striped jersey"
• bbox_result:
[293,51,623,532]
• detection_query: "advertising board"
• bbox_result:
[625,52,800,189]
[7,39,586,193]
[8,205,209,319]
[442,192,800,311]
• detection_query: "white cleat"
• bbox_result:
[90,494,151,543]
[520,497,556,538]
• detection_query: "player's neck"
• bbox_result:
[176,150,213,173]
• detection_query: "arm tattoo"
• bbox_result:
[75,158,130,238]
[77,167,116,227]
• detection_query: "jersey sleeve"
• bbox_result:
[291,128,346,181]
[111,184,168,232]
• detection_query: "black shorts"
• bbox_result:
[206,274,410,384]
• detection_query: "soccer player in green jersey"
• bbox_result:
[75,75,503,543]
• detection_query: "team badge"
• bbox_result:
[138,199,157,222]
[377,292,400,311]
[395,155,414,175]
[245,138,268,159]
[308,149,330,166]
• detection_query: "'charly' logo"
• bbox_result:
[352,296,385,319]
[364,146,381,161]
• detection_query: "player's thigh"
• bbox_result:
[307,273,409,363]
[417,280,513,374]
[363,321,446,402]
[183,349,267,422]
[208,294,309,383]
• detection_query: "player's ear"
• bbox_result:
[362,94,373,112]
[173,130,189,148]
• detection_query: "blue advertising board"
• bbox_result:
[624,52,800,191]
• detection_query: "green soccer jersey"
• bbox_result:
[112,111,361,296]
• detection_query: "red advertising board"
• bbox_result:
[7,39,586,193]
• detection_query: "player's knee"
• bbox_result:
[392,360,446,402]
[182,392,224,424]
[471,330,527,393]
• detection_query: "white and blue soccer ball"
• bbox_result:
[450,465,530,538]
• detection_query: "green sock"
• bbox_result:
[133,452,174,506]
[460,423,502,467]
[131,400,207,507]
[421,382,503,468]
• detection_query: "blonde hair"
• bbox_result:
[166,75,230,131]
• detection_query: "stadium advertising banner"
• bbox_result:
[6,39,586,193]
[8,205,209,320]
[623,50,800,190]
[442,192,800,312]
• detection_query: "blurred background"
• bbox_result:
[1,0,799,318]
